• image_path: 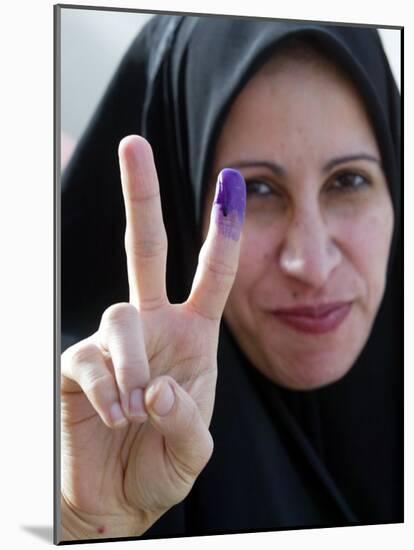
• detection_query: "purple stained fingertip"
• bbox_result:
[214,168,246,241]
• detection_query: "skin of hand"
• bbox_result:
[60,136,246,541]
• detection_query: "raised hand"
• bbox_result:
[60,135,246,540]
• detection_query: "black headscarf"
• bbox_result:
[61,14,402,537]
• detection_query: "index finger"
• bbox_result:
[118,135,168,309]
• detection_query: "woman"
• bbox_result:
[60,14,402,542]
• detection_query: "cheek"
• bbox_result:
[335,199,394,302]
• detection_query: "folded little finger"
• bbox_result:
[61,339,129,430]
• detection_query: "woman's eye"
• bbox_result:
[246,179,274,196]
[329,171,371,192]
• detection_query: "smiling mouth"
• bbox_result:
[271,302,352,334]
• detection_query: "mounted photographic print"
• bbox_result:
[55,3,403,544]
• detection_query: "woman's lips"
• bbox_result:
[271,302,352,334]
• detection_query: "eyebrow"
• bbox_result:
[226,160,286,176]
[322,154,382,172]
[225,153,382,177]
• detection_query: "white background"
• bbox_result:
[0,1,410,549]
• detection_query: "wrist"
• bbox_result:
[59,492,150,542]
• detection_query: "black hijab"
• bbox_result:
[61,14,402,537]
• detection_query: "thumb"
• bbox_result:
[144,376,214,483]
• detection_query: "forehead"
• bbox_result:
[213,47,378,163]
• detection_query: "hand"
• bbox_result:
[60,135,246,540]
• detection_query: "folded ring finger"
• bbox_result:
[98,302,150,422]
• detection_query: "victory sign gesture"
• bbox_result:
[60,136,246,541]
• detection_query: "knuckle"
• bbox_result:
[82,371,114,398]
[102,302,138,326]
[69,341,102,367]
[138,294,168,311]
[115,361,143,385]
[126,234,168,260]
[202,254,236,280]
[62,340,114,398]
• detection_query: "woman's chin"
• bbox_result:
[258,348,359,391]
[253,313,370,390]
[281,364,353,391]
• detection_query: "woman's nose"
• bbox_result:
[279,207,342,289]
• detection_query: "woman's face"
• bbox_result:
[202,50,394,390]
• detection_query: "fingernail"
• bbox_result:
[147,380,175,417]
[109,402,128,427]
[129,388,147,418]
[214,169,246,241]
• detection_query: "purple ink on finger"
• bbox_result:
[214,168,246,241]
